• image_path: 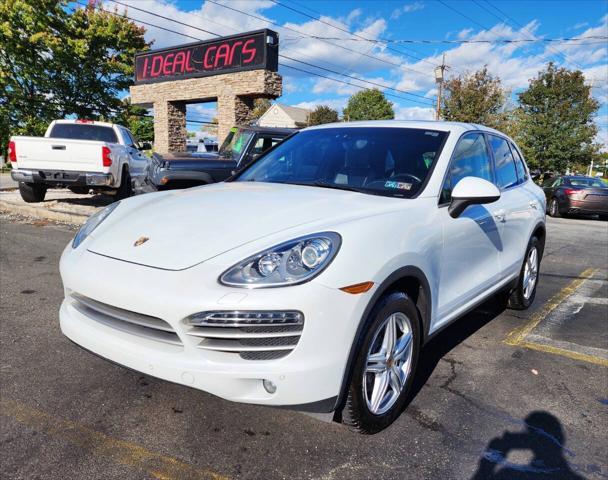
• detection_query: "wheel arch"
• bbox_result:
[333,265,432,415]
[531,221,546,258]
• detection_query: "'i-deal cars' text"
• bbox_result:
[60,121,546,433]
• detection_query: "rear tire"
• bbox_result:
[18,182,47,203]
[115,168,132,200]
[68,186,89,195]
[342,292,420,434]
[507,236,540,310]
[548,198,562,218]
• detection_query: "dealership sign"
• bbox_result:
[135,29,279,84]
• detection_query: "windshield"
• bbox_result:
[49,123,118,143]
[218,128,254,161]
[235,127,449,197]
[568,177,606,188]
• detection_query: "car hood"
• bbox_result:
[87,182,403,270]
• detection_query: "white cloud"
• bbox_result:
[390,2,425,20]
[293,97,349,113]
[394,105,435,121]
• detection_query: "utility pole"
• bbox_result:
[434,54,447,121]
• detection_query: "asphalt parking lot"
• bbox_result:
[1,213,607,480]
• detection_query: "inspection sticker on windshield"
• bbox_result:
[385,181,412,190]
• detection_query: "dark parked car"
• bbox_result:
[149,126,295,190]
[541,175,608,219]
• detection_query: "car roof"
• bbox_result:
[303,119,507,136]
[563,175,597,180]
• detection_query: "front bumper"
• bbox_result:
[59,247,370,411]
[11,169,113,187]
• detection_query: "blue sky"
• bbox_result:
[106,0,608,145]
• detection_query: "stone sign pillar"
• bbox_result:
[153,101,187,153]
[129,29,282,154]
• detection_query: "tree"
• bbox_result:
[112,99,154,142]
[308,105,339,126]
[441,67,507,129]
[0,0,149,158]
[516,63,600,172]
[251,98,271,120]
[343,88,394,121]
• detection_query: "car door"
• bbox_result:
[437,132,503,325]
[120,128,149,189]
[487,134,535,279]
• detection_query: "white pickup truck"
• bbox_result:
[8,119,151,203]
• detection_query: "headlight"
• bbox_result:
[72,202,120,249]
[220,232,341,288]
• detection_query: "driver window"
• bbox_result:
[440,133,492,204]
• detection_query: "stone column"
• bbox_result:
[153,100,187,154]
[217,95,257,144]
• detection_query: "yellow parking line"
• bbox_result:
[519,341,608,367]
[0,399,230,480]
[504,267,596,346]
[504,267,608,367]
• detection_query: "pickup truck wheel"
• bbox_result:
[342,292,420,434]
[507,236,540,310]
[116,168,132,200]
[18,182,47,203]
[69,186,89,195]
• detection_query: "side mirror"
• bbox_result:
[139,142,152,151]
[448,176,500,218]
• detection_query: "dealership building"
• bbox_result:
[130,30,282,154]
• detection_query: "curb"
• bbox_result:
[0,199,90,225]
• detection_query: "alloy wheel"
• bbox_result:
[363,312,414,415]
[523,246,539,300]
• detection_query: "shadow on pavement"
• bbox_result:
[53,194,113,207]
[470,411,585,480]
[408,294,507,401]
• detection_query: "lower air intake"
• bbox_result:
[184,311,304,360]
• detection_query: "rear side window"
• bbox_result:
[489,135,518,189]
[440,132,493,203]
[49,124,118,143]
[510,143,528,182]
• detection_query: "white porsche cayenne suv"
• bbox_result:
[60,121,546,433]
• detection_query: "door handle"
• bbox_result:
[493,210,506,222]
[51,145,66,150]
[529,201,539,210]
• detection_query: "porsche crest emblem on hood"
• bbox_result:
[133,236,150,247]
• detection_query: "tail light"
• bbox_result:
[102,146,112,167]
[8,141,16,162]
[76,119,94,124]
[564,188,579,196]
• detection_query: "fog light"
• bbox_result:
[263,379,277,394]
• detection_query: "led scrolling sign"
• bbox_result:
[135,30,279,84]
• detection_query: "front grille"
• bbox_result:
[69,293,182,346]
[184,311,304,360]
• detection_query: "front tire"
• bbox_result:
[342,292,420,434]
[507,236,540,310]
[548,198,562,218]
[18,182,47,203]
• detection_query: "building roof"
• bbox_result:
[260,103,310,125]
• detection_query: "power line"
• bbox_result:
[103,0,435,106]
[203,0,431,76]
[481,0,587,71]
[270,0,438,68]
[280,64,434,106]
[272,35,608,45]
